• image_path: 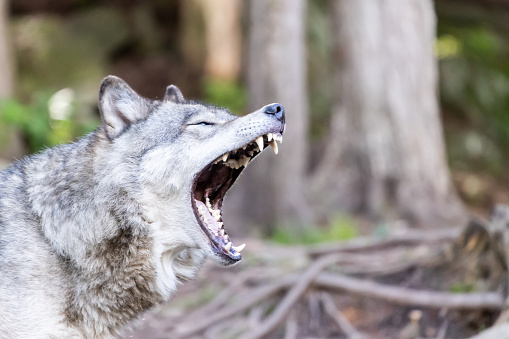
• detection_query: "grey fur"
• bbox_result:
[0,76,285,338]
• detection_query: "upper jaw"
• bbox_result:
[191,130,284,265]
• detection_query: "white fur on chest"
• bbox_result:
[141,195,209,301]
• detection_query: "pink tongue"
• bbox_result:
[195,200,220,232]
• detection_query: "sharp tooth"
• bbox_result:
[206,197,212,210]
[248,150,254,156]
[242,145,247,150]
[269,140,278,154]
[267,133,273,142]
[218,222,223,228]
[255,136,264,151]
[222,153,229,162]
[241,156,250,167]
[233,243,246,253]
[225,242,232,252]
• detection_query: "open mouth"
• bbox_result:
[191,132,283,264]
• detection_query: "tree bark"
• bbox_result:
[0,0,13,98]
[311,0,465,227]
[226,0,310,232]
[199,0,241,81]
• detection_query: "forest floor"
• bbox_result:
[121,214,509,339]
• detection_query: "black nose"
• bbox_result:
[262,103,285,122]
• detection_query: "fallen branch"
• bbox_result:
[176,266,267,324]
[172,258,502,337]
[173,274,296,337]
[314,272,504,310]
[320,292,366,339]
[239,253,345,339]
[308,227,460,257]
[283,310,298,339]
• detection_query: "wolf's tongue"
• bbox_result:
[195,199,246,255]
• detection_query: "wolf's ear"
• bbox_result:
[99,76,147,140]
[164,85,185,104]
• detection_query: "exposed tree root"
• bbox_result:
[125,209,509,339]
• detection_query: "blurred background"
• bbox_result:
[1,0,508,238]
[2,0,509,337]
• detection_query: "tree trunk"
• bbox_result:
[311,0,465,227]
[0,0,24,164]
[199,0,241,81]
[226,0,310,233]
[0,0,13,98]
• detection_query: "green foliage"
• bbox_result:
[12,8,130,100]
[202,77,247,116]
[449,282,477,293]
[0,94,52,152]
[271,214,358,245]
[437,23,509,175]
[0,94,98,153]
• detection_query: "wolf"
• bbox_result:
[0,76,285,338]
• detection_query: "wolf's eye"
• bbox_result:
[194,122,214,126]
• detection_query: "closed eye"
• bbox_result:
[194,122,215,126]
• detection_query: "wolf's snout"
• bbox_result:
[262,103,285,123]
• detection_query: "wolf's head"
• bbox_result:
[98,76,285,271]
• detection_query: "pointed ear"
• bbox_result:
[99,76,147,140]
[164,85,185,104]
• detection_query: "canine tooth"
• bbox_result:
[267,133,273,142]
[233,243,246,253]
[269,140,278,154]
[222,153,229,162]
[255,136,264,151]
[225,242,232,252]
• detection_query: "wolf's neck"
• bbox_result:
[65,226,163,337]
[24,133,164,336]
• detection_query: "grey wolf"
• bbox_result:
[0,76,285,338]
